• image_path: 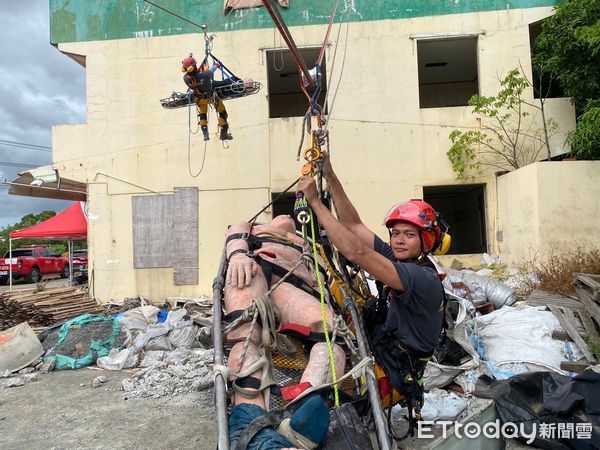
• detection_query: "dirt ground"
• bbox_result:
[0,368,218,450]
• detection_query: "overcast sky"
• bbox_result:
[0,0,86,230]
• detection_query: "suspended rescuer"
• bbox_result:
[182,54,233,141]
[296,151,449,431]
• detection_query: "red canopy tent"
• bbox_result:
[8,202,87,289]
[10,202,87,241]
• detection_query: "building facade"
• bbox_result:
[47,0,577,301]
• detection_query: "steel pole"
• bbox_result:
[212,247,229,450]
[343,289,392,450]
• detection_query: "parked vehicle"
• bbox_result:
[70,249,88,271]
[0,245,69,285]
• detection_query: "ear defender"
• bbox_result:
[433,233,452,256]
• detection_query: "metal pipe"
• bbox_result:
[262,0,315,86]
[68,240,73,286]
[342,288,392,450]
[212,247,229,450]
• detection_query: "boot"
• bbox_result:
[201,126,210,141]
[220,124,233,141]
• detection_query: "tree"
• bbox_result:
[533,0,600,159]
[447,68,559,180]
[533,0,600,115]
[0,211,58,256]
[567,100,600,159]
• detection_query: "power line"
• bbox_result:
[0,139,52,153]
[0,161,42,169]
[144,0,203,29]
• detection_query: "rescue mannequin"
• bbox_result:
[296,151,446,428]
[224,215,345,449]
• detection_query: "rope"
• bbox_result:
[288,356,373,407]
[187,102,207,178]
[247,177,300,223]
[308,208,340,406]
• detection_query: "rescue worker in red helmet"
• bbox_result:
[296,151,447,433]
[182,54,233,141]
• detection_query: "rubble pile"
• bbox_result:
[121,348,214,399]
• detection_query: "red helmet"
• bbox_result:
[181,55,197,73]
[384,199,442,253]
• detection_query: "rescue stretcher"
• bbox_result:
[211,233,394,450]
[159,81,262,110]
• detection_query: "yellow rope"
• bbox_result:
[309,208,340,406]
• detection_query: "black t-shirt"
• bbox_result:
[184,70,214,94]
[373,235,444,353]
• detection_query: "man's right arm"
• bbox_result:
[323,154,375,248]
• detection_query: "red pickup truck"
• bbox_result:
[0,245,69,284]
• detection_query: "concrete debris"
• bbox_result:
[38,358,56,374]
[1,369,11,378]
[22,373,39,383]
[18,367,36,375]
[92,376,108,388]
[121,349,214,399]
[6,377,25,388]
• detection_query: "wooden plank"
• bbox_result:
[525,298,585,311]
[575,287,600,328]
[574,273,600,303]
[577,310,600,341]
[549,305,596,362]
[552,330,578,341]
[560,360,590,373]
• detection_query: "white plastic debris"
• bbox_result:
[421,389,469,421]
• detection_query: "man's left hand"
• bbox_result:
[296,176,319,204]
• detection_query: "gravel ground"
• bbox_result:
[0,368,218,450]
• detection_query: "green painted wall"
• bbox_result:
[50,0,559,44]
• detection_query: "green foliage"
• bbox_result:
[568,101,600,159]
[0,211,57,256]
[587,336,600,360]
[447,69,558,180]
[585,303,600,359]
[533,0,600,114]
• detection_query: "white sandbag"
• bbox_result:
[97,348,139,370]
[134,325,171,350]
[474,305,582,375]
[118,305,160,332]
[445,268,517,308]
[165,308,188,327]
[424,294,480,391]
[169,325,199,349]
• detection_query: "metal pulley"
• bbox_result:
[294,192,311,224]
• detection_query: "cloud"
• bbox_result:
[0,0,86,229]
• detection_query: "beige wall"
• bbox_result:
[497,161,600,265]
[51,7,578,301]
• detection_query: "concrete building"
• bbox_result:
[34,0,584,302]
